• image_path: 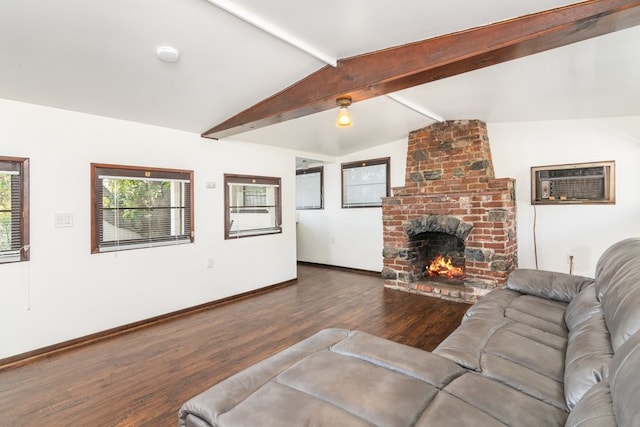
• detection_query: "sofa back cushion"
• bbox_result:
[563,284,612,409]
[564,379,616,427]
[564,312,612,409]
[594,238,640,351]
[610,330,640,425]
[594,238,640,299]
[564,284,601,331]
[506,269,593,303]
[565,321,640,426]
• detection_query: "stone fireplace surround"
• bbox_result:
[382,120,517,303]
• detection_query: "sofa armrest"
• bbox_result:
[506,269,594,303]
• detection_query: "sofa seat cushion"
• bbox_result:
[503,296,568,337]
[484,329,565,382]
[476,328,566,410]
[443,372,568,427]
[507,295,568,327]
[463,288,520,320]
[501,322,567,351]
[330,330,462,386]
[414,392,507,427]
[479,352,565,410]
[217,381,375,427]
[431,317,509,370]
[269,350,440,426]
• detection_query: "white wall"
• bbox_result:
[0,99,298,359]
[488,117,640,277]
[296,139,408,272]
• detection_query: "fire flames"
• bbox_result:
[426,255,465,279]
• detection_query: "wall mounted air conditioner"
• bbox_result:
[531,160,615,205]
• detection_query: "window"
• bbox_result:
[0,156,29,263]
[296,167,323,210]
[91,163,193,253]
[225,174,281,239]
[342,157,390,208]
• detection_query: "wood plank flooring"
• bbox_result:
[0,264,469,427]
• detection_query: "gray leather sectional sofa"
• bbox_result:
[179,237,640,426]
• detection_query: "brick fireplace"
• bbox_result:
[382,120,517,303]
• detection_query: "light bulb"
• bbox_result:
[336,106,352,127]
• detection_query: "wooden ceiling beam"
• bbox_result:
[203,0,640,139]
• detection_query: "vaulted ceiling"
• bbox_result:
[1,0,639,157]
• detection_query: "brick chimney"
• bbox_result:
[382,120,517,303]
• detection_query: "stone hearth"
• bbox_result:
[382,120,517,303]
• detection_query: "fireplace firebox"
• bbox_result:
[412,231,465,282]
[382,120,517,303]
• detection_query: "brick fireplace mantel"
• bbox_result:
[382,120,517,303]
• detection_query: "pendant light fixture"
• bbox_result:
[336,96,353,127]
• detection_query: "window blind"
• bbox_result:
[0,158,27,263]
[224,174,282,239]
[342,159,389,208]
[296,167,323,209]
[93,165,193,252]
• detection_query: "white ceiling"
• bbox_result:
[1,0,639,158]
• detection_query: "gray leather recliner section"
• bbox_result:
[179,238,640,426]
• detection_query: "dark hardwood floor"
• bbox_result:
[0,264,468,427]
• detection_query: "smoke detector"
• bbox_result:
[156,46,180,63]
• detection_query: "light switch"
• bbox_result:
[54,213,73,228]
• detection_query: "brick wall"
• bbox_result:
[382,120,517,303]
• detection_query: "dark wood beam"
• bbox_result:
[203,0,640,139]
